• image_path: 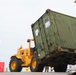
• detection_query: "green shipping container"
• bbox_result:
[31,9,76,60]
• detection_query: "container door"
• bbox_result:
[43,14,55,52]
[38,18,49,55]
[32,22,46,59]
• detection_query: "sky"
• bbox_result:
[0,0,76,71]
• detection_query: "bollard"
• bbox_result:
[6,68,8,72]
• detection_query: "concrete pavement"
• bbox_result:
[0,72,73,75]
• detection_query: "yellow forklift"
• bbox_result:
[9,38,39,72]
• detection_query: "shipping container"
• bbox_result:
[9,9,76,72]
[31,9,76,72]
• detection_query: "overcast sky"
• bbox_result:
[0,0,76,71]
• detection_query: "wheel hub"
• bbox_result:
[32,58,37,69]
[11,61,17,70]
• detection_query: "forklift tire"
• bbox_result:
[54,64,67,72]
[9,57,22,72]
[30,54,44,72]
